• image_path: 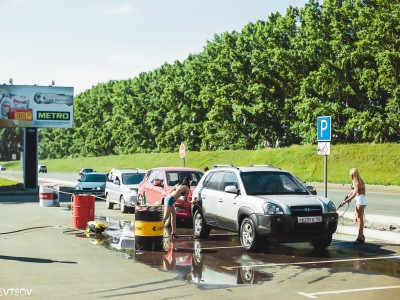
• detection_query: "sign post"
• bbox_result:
[317,116,331,198]
[179,144,186,167]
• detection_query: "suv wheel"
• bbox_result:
[106,194,114,210]
[193,210,211,238]
[240,217,260,251]
[311,235,332,250]
[120,196,129,213]
[239,266,256,284]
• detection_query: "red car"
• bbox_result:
[138,167,203,221]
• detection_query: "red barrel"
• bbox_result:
[73,195,95,229]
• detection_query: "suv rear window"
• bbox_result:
[122,173,145,185]
[166,171,203,186]
[241,171,308,195]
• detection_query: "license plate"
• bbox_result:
[297,216,322,223]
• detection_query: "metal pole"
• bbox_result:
[182,157,185,168]
[324,155,328,198]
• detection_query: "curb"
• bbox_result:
[337,225,400,244]
[338,211,400,226]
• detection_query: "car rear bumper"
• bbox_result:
[255,213,338,242]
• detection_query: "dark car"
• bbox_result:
[38,165,47,173]
[74,172,108,198]
[79,168,94,178]
[138,167,203,221]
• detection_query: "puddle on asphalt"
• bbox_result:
[76,216,400,288]
[77,216,272,288]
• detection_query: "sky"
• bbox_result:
[1,0,310,95]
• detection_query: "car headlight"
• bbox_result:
[327,200,336,213]
[75,186,82,190]
[96,186,104,191]
[263,202,284,215]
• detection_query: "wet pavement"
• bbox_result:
[1,193,400,299]
[87,217,400,288]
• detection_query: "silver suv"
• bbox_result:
[105,169,146,213]
[191,165,338,252]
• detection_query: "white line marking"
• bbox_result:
[298,285,400,298]
[221,255,400,270]
[177,245,243,251]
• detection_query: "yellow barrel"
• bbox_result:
[134,205,164,251]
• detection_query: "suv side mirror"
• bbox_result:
[225,185,239,195]
[154,180,163,187]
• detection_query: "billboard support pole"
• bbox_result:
[23,128,38,191]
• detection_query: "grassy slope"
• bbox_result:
[1,143,399,186]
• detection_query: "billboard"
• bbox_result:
[0,85,74,128]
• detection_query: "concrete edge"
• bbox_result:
[338,211,400,226]
[337,225,400,244]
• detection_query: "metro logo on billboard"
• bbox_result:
[37,111,71,121]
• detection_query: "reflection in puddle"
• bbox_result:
[81,218,273,288]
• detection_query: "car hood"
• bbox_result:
[257,194,331,206]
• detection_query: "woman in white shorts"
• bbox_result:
[339,168,367,244]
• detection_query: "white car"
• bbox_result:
[191,165,338,252]
[105,169,146,213]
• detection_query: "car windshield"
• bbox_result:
[241,171,309,195]
[122,173,145,185]
[166,171,203,187]
[82,173,106,182]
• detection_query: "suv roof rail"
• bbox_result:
[110,168,145,173]
[249,164,281,169]
[212,164,236,169]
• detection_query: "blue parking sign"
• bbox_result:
[317,116,331,141]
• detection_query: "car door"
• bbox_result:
[114,175,123,200]
[145,169,164,204]
[107,173,118,202]
[152,170,165,204]
[142,170,156,203]
[216,171,240,231]
[199,171,225,227]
